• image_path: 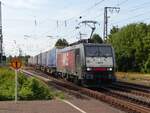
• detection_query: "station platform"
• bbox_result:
[0,98,124,113]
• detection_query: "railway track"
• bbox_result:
[21,69,150,113]
[98,86,150,108]
[114,81,150,93]
[106,84,150,98]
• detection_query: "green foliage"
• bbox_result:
[19,77,53,100]
[91,34,103,43]
[50,91,65,99]
[55,38,69,48]
[143,56,150,73]
[109,26,119,39]
[0,68,15,100]
[108,23,150,73]
[0,68,55,100]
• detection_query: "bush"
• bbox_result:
[19,77,53,100]
[0,68,54,100]
[0,68,15,100]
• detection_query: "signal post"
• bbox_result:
[11,58,22,103]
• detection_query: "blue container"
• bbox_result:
[41,51,47,66]
[47,48,57,68]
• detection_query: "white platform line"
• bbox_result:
[62,100,87,113]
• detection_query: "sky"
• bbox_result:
[1,0,150,56]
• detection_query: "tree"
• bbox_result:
[108,23,150,73]
[91,34,103,43]
[108,26,119,39]
[110,26,119,34]
[55,38,69,48]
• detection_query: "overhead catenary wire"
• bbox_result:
[3,0,107,34]
[109,0,149,19]
[117,0,128,6]
[108,0,150,27]
[64,0,106,21]
[48,0,106,30]
[95,0,148,24]
[129,1,150,12]
[112,9,150,25]
[40,0,107,26]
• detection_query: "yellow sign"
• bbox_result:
[11,58,22,70]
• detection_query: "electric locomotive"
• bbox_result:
[57,43,116,87]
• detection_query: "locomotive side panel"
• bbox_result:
[66,50,76,74]
[57,49,76,75]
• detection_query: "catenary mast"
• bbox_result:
[0,1,2,65]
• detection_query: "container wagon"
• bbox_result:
[46,48,57,74]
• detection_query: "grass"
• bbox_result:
[0,67,65,100]
[115,72,150,86]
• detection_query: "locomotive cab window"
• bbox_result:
[85,46,112,57]
[99,46,112,57]
[85,46,99,57]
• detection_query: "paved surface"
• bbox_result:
[0,100,79,113]
[65,94,124,113]
[67,98,123,113]
[0,98,124,113]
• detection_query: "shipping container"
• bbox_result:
[47,48,57,68]
[33,55,38,65]
[28,57,33,65]
[41,51,47,66]
[37,53,42,65]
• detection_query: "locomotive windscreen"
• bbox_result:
[85,46,112,57]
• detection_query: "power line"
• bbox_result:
[117,0,128,6]
[129,1,150,12]
[116,1,150,15]
[112,10,150,25]
[65,0,106,21]
[6,0,149,28]
[39,0,106,35]
[109,1,150,26]
[40,0,107,41]
[41,0,105,24]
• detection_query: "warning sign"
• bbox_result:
[11,58,22,70]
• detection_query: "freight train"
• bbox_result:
[28,42,116,87]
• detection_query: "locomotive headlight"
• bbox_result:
[107,68,112,71]
[87,67,92,71]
